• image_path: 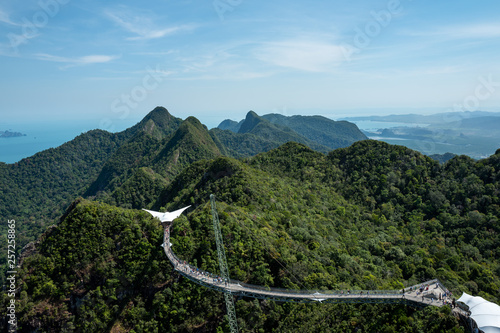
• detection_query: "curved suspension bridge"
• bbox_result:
[144,198,479,332]
[161,219,452,308]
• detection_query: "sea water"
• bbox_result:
[0,120,121,164]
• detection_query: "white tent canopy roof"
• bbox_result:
[143,206,191,223]
[458,293,500,333]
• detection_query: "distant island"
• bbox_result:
[0,130,26,138]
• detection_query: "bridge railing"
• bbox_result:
[164,230,230,283]
[164,239,405,295]
[164,226,446,299]
[403,279,447,296]
[226,279,407,296]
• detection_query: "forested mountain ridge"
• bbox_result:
[2,106,500,331]
[0,107,180,286]
[1,106,345,287]
[261,113,368,149]
[0,129,132,284]
[127,106,184,140]
[6,140,500,332]
[0,107,186,286]
[84,107,184,197]
[0,106,365,243]
[214,111,332,154]
[209,128,284,159]
[217,119,242,132]
[218,111,368,151]
[87,116,223,209]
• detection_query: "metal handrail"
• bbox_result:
[163,223,447,301]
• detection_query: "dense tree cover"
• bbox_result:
[107,167,169,210]
[217,119,242,132]
[261,113,368,149]
[217,111,368,151]
[131,107,183,140]
[4,199,226,332]
[84,109,184,197]
[2,198,461,332]
[211,111,331,156]
[9,140,500,331]
[3,107,499,332]
[0,107,367,287]
[160,142,500,302]
[0,107,183,286]
[429,153,456,164]
[209,128,280,159]
[0,129,130,285]
[89,116,223,208]
[84,130,171,197]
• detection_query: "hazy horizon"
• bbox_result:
[2,0,500,131]
[4,106,500,134]
[2,108,500,163]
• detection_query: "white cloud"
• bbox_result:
[254,40,346,72]
[0,8,17,26]
[78,55,117,64]
[34,53,118,68]
[104,8,194,40]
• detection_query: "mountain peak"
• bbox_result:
[218,119,242,132]
[238,111,265,134]
[155,116,221,168]
[183,116,206,129]
[141,106,174,127]
[129,106,182,139]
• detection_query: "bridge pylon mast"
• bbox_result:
[210,194,239,333]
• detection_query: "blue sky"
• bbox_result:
[1,0,500,130]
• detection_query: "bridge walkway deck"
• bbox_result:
[162,223,455,308]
